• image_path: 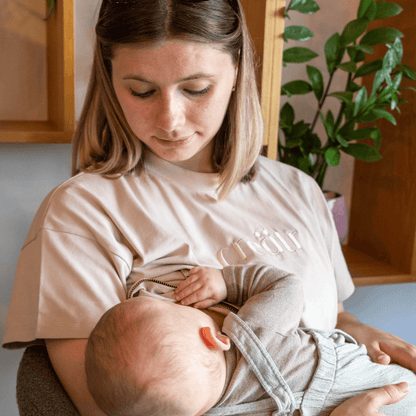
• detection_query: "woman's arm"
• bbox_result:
[336,302,416,372]
[330,382,409,416]
[45,339,107,416]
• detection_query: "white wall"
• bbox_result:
[0,143,72,416]
[1,1,415,415]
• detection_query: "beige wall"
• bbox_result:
[0,0,48,120]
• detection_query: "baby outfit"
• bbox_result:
[204,264,416,416]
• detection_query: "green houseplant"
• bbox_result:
[278,0,416,189]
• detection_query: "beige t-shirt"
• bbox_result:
[2,153,354,349]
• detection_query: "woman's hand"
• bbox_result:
[174,267,227,309]
[337,310,416,373]
[329,382,409,416]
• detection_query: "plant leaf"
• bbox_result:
[370,128,383,150]
[347,80,363,92]
[283,47,319,63]
[340,19,369,46]
[357,0,374,19]
[392,71,403,91]
[370,70,387,97]
[289,0,320,14]
[360,28,404,46]
[342,143,382,161]
[45,0,55,20]
[281,80,313,96]
[280,102,295,127]
[331,91,354,103]
[284,26,314,41]
[306,65,324,101]
[362,0,377,21]
[355,44,375,54]
[374,2,403,19]
[391,37,403,65]
[337,61,358,73]
[357,0,374,18]
[354,86,368,116]
[382,40,403,77]
[319,110,335,139]
[399,64,416,81]
[336,134,349,147]
[358,108,397,124]
[291,121,310,137]
[325,147,341,167]
[325,33,342,74]
[355,59,383,78]
[348,46,367,62]
[346,127,378,139]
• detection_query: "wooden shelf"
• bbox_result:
[346,0,416,287]
[343,246,416,287]
[0,0,74,143]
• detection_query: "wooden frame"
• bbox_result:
[0,0,75,143]
[261,0,286,160]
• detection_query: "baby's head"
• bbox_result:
[85,296,230,415]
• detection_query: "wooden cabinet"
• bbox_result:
[346,0,416,286]
[0,0,74,143]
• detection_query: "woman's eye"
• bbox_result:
[185,86,211,96]
[129,89,155,99]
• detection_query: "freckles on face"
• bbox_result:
[111,39,237,172]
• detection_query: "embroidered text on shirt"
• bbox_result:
[217,229,302,266]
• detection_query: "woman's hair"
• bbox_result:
[72,0,264,200]
[85,299,222,415]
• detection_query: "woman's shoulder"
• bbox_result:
[38,172,123,212]
[23,173,132,246]
[256,155,321,195]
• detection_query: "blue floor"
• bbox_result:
[344,282,416,346]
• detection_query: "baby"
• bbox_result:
[85,264,416,415]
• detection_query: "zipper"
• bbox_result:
[127,277,239,314]
[127,277,177,299]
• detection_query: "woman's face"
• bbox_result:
[111,39,237,173]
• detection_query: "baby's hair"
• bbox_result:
[85,299,222,415]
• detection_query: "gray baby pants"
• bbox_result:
[300,329,416,415]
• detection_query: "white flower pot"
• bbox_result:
[324,191,348,244]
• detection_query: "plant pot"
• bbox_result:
[324,191,348,244]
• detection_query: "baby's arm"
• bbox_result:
[223,264,304,335]
[174,267,227,309]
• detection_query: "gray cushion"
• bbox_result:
[17,346,79,416]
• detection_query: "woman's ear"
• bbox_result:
[200,327,231,351]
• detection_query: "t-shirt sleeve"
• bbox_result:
[2,183,132,349]
[308,177,355,303]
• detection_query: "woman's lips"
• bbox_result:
[154,133,194,148]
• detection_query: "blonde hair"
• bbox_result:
[72,0,264,200]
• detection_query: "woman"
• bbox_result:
[3,0,415,414]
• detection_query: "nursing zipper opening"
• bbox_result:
[127,277,239,314]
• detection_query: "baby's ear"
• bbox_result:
[200,327,231,351]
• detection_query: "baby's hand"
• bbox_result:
[174,267,227,309]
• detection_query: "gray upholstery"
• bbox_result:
[16,346,80,415]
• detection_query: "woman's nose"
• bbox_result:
[155,93,186,135]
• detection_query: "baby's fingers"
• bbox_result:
[175,274,200,298]
[176,287,208,306]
